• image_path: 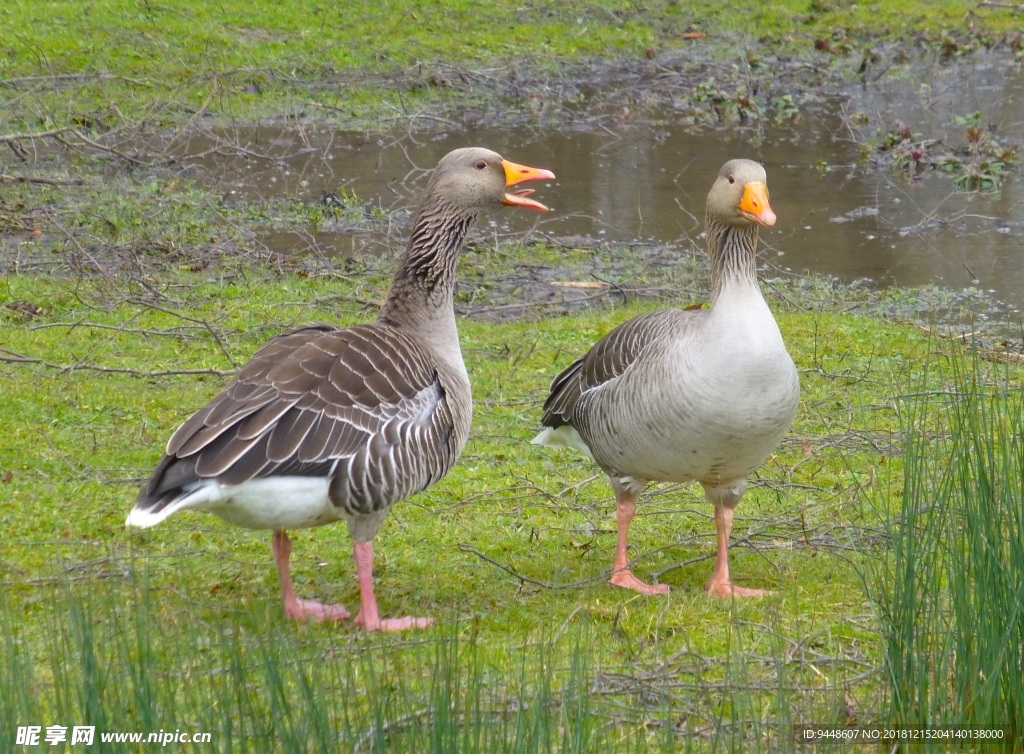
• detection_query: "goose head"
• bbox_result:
[707,159,776,228]
[425,147,555,213]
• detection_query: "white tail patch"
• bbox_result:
[124,482,223,529]
[531,426,594,459]
[126,477,338,531]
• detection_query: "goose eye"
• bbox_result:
[727,175,735,184]
[474,160,487,170]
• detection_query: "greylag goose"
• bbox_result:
[533,159,798,598]
[127,147,555,630]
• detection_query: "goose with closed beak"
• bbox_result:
[128,147,555,630]
[533,159,798,598]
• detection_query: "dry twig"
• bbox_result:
[0,347,235,377]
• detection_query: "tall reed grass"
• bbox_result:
[872,348,1024,739]
[0,566,847,752]
[1,578,610,752]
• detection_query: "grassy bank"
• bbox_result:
[2,0,1021,133]
[3,254,1023,749]
[4,0,1024,749]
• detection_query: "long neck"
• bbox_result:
[377,196,476,379]
[378,196,475,328]
[706,214,761,301]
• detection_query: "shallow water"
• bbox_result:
[172,58,1024,319]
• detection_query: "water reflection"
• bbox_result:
[172,61,1024,315]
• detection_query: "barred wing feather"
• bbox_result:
[540,309,699,428]
[138,323,455,514]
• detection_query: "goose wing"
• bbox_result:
[540,308,698,428]
[138,323,456,509]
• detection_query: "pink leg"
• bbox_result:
[608,494,669,595]
[272,531,350,622]
[351,540,433,632]
[704,507,771,598]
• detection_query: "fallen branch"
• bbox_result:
[458,543,609,590]
[59,130,144,166]
[30,320,212,340]
[2,73,154,86]
[0,347,235,377]
[124,298,238,368]
[0,126,75,143]
[466,289,618,318]
[0,172,84,186]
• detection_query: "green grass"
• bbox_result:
[867,349,1024,739]
[3,574,675,753]
[2,0,1020,132]
[5,253,1020,749]
[5,1,1024,747]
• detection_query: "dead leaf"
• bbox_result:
[550,281,609,289]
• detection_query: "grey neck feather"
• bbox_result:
[707,214,760,299]
[378,195,477,329]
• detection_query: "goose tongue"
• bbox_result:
[502,160,556,212]
[503,187,549,212]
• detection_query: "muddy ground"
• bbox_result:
[3,41,1024,345]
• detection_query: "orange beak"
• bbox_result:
[738,182,776,227]
[501,159,556,212]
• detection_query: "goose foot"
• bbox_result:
[284,597,351,622]
[273,530,351,622]
[704,505,773,598]
[353,613,435,632]
[608,496,667,595]
[351,540,433,632]
[705,578,772,599]
[609,570,670,595]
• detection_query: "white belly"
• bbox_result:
[582,340,798,485]
[607,394,796,483]
[194,477,344,530]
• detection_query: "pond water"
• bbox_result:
[172,57,1024,320]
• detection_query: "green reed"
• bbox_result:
[0,568,845,752]
[0,575,675,753]
[873,347,1024,740]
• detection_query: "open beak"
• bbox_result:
[738,182,776,227]
[501,159,556,212]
